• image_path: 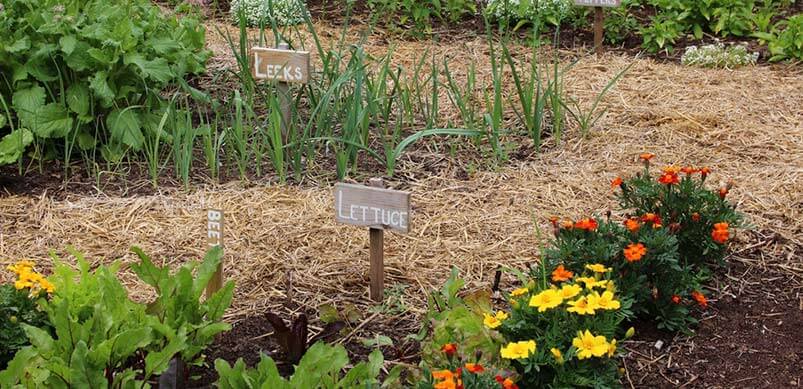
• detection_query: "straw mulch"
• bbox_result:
[1,21,801,328]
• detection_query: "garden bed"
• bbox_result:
[1,2,802,387]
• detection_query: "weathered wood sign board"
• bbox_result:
[334,183,411,233]
[574,0,620,6]
[205,209,224,297]
[250,47,311,84]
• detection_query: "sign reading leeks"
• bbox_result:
[334,183,411,233]
[250,47,311,84]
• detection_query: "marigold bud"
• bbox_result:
[625,327,635,339]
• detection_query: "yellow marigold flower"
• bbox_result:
[40,279,55,294]
[605,280,616,294]
[576,276,607,290]
[483,311,508,329]
[500,340,536,359]
[607,339,617,357]
[550,348,564,364]
[586,291,621,310]
[528,289,564,312]
[559,284,582,300]
[572,330,609,360]
[510,287,529,297]
[6,260,35,275]
[566,296,596,315]
[585,263,611,273]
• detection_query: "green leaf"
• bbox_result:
[90,72,115,108]
[12,85,46,129]
[203,281,235,321]
[107,108,144,149]
[0,114,6,128]
[0,346,37,386]
[70,341,106,388]
[60,36,78,55]
[66,83,90,116]
[22,324,55,354]
[112,328,153,358]
[77,130,96,150]
[7,37,30,53]
[290,342,348,387]
[124,54,174,83]
[192,246,223,299]
[145,332,187,376]
[130,246,169,290]
[34,104,73,138]
[196,322,231,341]
[0,129,34,165]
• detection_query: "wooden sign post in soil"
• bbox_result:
[574,0,621,55]
[334,179,411,302]
[205,209,224,298]
[250,42,311,141]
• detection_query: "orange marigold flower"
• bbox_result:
[712,222,730,244]
[549,216,559,227]
[671,295,681,304]
[464,363,484,373]
[624,243,647,262]
[680,166,697,175]
[503,378,519,389]
[441,343,457,357]
[551,265,574,282]
[560,220,574,230]
[574,218,598,231]
[691,212,701,222]
[700,167,711,178]
[434,379,456,389]
[691,291,708,309]
[658,168,680,185]
[624,218,641,233]
[639,153,655,162]
[611,177,623,189]
[719,187,729,199]
[641,213,662,225]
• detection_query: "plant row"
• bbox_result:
[1,0,629,187]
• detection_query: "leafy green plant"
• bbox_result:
[681,43,759,68]
[0,251,161,388]
[215,342,402,388]
[754,14,803,61]
[0,0,209,168]
[484,0,573,31]
[130,246,234,368]
[367,0,476,34]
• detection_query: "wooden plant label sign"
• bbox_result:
[574,0,621,6]
[207,209,224,247]
[250,47,311,84]
[334,183,411,233]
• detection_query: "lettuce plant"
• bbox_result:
[229,0,309,27]
[0,0,209,165]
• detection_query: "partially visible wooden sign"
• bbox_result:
[205,209,224,297]
[334,183,411,234]
[250,47,311,84]
[574,0,620,7]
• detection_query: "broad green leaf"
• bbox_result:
[112,328,153,358]
[203,280,235,321]
[0,346,37,386]
[290,342,348,388]
[145,332,187,376]
[254,355,289,389]
[0,128,33,165]
[124,54,174,84]
[77,130,96,150]
[196,322,231,342]
[60,35,77,55]
[22,324,55,355]
[131,246,169,290]
[87,48,114,65]
[107,108,144,149]
[12,85,46,129]
[34,104,73,138]
[65,42,93,71]
[7,37,30,53]
[90,72,115,108]
[26,55,60,82]
[0,114,5,128]
[69,341,106,388]
[192,246,223,298]
[66,83,90,116]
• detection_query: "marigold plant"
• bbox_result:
[1,261,52,369]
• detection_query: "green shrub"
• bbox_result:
[229,0,309,27]
[0,0,209,166]
[215,342,402,388]
[368,0,477,34]
[755,14,803,61]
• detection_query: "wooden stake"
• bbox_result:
[368,178,385,302]
[277,41,292,142]
[594,6,604,55]
[205,209,224,298]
